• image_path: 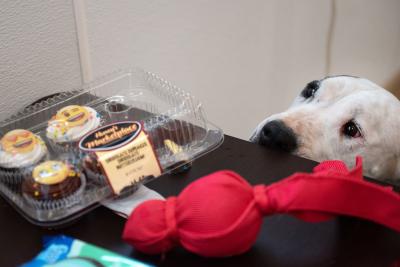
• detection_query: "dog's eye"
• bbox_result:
[301,80,320,99]
[342,120,362,138]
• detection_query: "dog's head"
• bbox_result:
[250,76,400,181]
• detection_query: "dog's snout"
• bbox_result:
[259,120,298,152]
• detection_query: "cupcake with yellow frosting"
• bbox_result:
[46,105,101,153]
[0,129,48,184]
[22,160,85,209]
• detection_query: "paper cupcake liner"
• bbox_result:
[0,153,49,185]
[23,173,87,211]
[0,168,27,186]
[83,167,107,185]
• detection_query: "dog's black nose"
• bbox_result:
[259,120,298,152]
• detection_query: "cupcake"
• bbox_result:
[82,153,105,184]
[0,129,48,184]
[82,154,139,197]
[22,160,85,208]
[46,105,101,153]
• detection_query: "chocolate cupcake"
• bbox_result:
[46,105,101,153]
[82,153,106,184]
[82,154,139,198]
[22,160,85,208]
[0,129,48,184]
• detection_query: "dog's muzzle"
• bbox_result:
[257,120,298,152]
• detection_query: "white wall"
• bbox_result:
[82,0,400,139]
[1,0,400,140]
[0,0,82,120]
[332,0,400,83]
[83,0,330,139]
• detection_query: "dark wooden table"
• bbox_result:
[1,135,400,267]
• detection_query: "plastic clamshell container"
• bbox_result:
[0,68,224,227]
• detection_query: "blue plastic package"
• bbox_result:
[21,235,153,267]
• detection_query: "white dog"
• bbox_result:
[250,75,400,181]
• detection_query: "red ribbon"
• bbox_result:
[123,157,400,257]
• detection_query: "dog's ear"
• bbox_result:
[301,80,320,99]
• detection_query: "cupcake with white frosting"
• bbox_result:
[0,129,48,184]
[46,105,101,153]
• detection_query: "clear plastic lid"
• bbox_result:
[0,68,224,227]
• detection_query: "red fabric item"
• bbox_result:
[123,157,400,257]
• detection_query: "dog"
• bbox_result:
[250,75,400,181]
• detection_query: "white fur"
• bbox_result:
[250,76,400,181]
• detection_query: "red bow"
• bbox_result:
[123,157,400,257]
